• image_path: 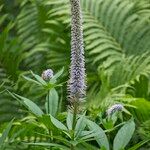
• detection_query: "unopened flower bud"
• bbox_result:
[106,104,123,116]
[42,69,53,80]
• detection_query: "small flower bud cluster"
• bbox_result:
[42,69,53,81]
[106,104,124,116]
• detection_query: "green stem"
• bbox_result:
[72,102,77,133]
[47,90,50,114]
[71,101,78,150]
[47,90,52,150]
[58,87,63,112]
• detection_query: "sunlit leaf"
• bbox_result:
[86,119,110,150]
[50,115,68,131]
[113,119,135,150]
[45,88,59,116]
[10,92,44,116]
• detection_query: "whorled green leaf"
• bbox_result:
[66,111,73,130]
[15,94,44,116]
[75,113,86,139]
[23,75,42,86]
[45,88,59,116]
[86,119,110,150]
[8,91,44,116]
[50,67,64,83]
[50,115,68,131]
[113,119,135,150]
[31,71,47,86]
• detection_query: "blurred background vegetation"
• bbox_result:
[0,0,150,149]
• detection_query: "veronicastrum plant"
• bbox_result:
[4,68,148,150]
[8,67,64,117]
[3,0,148,150]
[6,84,139,150]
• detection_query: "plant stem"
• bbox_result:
[58,87,63,112]
[72,102,77,133]
[47,90,52,150]
[47,90,50,114]
[71,100,78,150]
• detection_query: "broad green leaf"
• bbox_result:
[113,119,135,150]
[80,131,99,141]
[23,75,42,86]
[13,93,44,116]
[50,115,68,131]
[0,119,14,146]
[45,88,59,116]
[50,67,64,83]
[75,113,86,139]
[31,71,47,86]
[86,119,110,150]
[66,111,73,130]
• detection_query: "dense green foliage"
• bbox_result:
[0,0,150,149]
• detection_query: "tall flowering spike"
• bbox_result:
[68,0,86,102]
